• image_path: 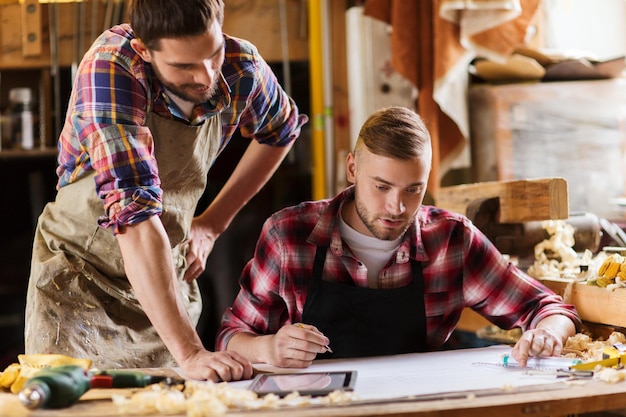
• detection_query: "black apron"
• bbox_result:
[301,245,427,358]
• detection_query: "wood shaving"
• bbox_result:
[112,380,359,416]
[593,367,626,384]
[527,220,590,280]
[525,220,626,294]
[563,332,626,362]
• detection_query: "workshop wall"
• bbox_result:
[223,0,308,62]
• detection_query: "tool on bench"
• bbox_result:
[569,344,626,371]
[474,354,594,379]
[18,364,184,409]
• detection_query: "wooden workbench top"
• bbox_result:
[2,378,626,417]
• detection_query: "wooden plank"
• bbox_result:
[20,0,41,57]
[0,0,125,69]
[1,1,54,68]
[435,177,568,223]
[541,278,626,328]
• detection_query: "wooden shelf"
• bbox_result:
[0,147,56,159]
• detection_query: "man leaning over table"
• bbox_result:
[217,106,582,369]
[24,0,307,382]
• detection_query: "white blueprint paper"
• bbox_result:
[235,345,570,401]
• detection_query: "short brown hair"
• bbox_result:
[355,106,431,160]
[129,0,224,50]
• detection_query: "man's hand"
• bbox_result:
[179,349,254,382]
[261,323,331,368]
[183,217,218,282]
[183,141,295,283]
[510,328,563,367]
[226,323,332,368]
[510,314,577,367]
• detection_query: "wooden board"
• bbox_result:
[20,0,41,57]
[541,278,626,328]
[436,177,568,223]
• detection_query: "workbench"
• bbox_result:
[17,382,626,417]
[3,345,626,417]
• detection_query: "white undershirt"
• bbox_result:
[338,213,402,288]
[164,88,195,120]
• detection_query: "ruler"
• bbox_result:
[473,361,594,378]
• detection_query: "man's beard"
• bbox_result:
[151,62,221,104]
[160,77,219,104]
[354,197,411,241]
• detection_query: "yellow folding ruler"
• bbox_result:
[571,343,626,371]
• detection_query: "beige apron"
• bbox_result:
[24,112,221,369]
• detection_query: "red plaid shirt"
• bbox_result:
[216,187,581,351]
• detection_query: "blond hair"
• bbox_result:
[354,106,431,161]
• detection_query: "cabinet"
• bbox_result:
[469,78,626,219]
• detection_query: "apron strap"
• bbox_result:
[302,245,327,313]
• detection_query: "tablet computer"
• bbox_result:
[249,370,357,397]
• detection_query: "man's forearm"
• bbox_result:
[227,332,271,363]
[116,217,205,363]
[196,141,293,236]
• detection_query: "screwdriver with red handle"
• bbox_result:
[18,364,183,409]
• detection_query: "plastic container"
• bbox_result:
[9,87,37,150]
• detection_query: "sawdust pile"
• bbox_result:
[527,220,595,280]
[563,331,626,362]
[563,331,626,384]
[112,380,358,416]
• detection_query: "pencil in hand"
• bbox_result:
[296,323,333,353]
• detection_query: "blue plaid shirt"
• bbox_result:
[56,23,307,231]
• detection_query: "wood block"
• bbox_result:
[436,177,569,223]
[541,278,626,328]
[0,1,44,68]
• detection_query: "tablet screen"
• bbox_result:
[249,371,357,397]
